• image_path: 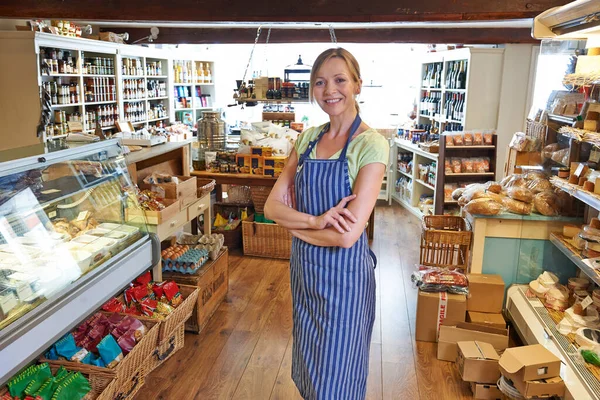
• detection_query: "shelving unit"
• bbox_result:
[391,138,438,218]
[435,134,498,214]
[417,48,504,134]
[0,31,217,148]
[172,58,215,125]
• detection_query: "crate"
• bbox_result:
[420,215,472,269]
[505,147,543,176]
[139,175,197,208]
[525,119,548,147]
[162,248,229,333]
[40,318,159,392]
[126,198,180,225]
[242,215,292,259]
[143,323,185,374]
[197,178,215,199]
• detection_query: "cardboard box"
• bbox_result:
[467,311,506,330]
[251,146,272,157]
[456,341,500,384]
[263,156,287,169]
[250,155,264,175]
[437,321,509,362]
[140,175,197,207]
[499,344,561,382]
[470,382,503,400]
[415,291,466,343]
[467,274,505,313]
[510,376,565,399]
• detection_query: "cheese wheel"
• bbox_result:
[584,181,596,192]
[563,224,581,238]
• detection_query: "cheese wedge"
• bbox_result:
[563,224,580,238]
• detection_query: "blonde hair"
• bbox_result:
[309,48,361,113]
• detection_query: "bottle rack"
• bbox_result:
[172,59,215,125]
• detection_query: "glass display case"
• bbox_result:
[0,139,158,384]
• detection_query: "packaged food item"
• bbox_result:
[451,187,465,200]
[533,190,561,216]
[8,363,52,399]
[163,281,183,307]
[444,184,457,200]
[464,198,502,215]
[116,330,137,355]
[551,148,570,165]
[453,134,464,146]
[445,134,453,146]
[50,371,91,400]
[527,178,552,193]
[508,132,529,151]
[118,315,147,341]
[101,298,125,313]
[483,131,494,145]
[451,158,462,173]
[473,131,483,145]
[472,158,484,173]
[411,266,469,294]
[506,186,533,203]
[545,284,569,311]
[485,181,502,194]
[524,171,547,181]
[97,334,123,368]
[54,334,81,360]
[444,159,452,174]
[461,158,474,173]
[463,132,473,146]
[81,352,105,367]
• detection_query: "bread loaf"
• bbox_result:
[524,171,547,181]
[486,182,502,194]
[507,186,533,203]
[502,197,533,215]
[527,178,552,193]
[451,188,465,200]
[464,198,502,215]
[533,191,560,216]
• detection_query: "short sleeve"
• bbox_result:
[294,125,321,156]
[357,131,390,170]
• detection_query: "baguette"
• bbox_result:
[464,198,502,215]
[502,197,533,215]
[507,186,534,203]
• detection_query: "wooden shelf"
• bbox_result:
[446,145,495,149]
[445,172,495,177]
[391,193,423,219]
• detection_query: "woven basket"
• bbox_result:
[197,178,216,199]
[143,323,185,374]
[100,365,146,400]
[250,186,272,214]
[242,215,292,259]
[1,372,115,400]
[420,215,472,269]
[41,319,159,391]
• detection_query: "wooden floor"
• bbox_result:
[136,203,473,400]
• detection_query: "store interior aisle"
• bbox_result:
[135,204,473,400]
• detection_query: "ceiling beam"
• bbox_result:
[103,27,540,44]
[0,0,570,23]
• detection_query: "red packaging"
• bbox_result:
[140,298,158,317]
[124,305,141,316]
[163,281,183,308]
[102,298,125,313]
[135,271,152,287]
[117,330,137,355]
[152,282,166,299]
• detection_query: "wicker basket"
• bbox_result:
[242,215,292,259]
[197,178,216,199]
[143,322,185,374]
[41,319,160,391]
[420,215,472,269]
[1,372,116,400]
[100,365,146,400]
[250,186,272,214]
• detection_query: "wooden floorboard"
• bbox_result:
[137,203,474,400]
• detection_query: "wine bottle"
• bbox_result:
[457,61,466,90]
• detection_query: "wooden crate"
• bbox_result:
[126,198,180,225]
[505,148,542,176]
[162,248,229,333]
[139,175,197,208]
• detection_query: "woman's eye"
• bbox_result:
[336,78,346,83]
[315,81,324,86]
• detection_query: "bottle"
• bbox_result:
[435,64,441,88]
[182,62,188,84]
[422,66,429,88]
[198,62,205,83]
[429,65,436,88]
[95,114,106,140]
[457,61,466,90]
[205,64,212,83]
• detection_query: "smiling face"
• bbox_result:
[310,50,362,118]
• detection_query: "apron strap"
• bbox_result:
[339,114,362,160]
[298,123,330,166]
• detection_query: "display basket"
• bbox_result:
[420,215,472,270]
[40,318,160,392]
[143,322,185,374]
[250,186,272,214]
[242,214,292,259]
[197,178,216,199]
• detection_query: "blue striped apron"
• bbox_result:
[291,115,376,400]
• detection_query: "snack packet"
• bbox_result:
[102,298,125,313]
[50,372,91,400]
[97,335,123,368]
[117,330,137,355]
[118,316,146,342]
[54,334,81,360]
[163,281,183,308]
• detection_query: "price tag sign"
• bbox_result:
[77,210,89,221]
[581,295,594,310]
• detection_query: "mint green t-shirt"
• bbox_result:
[294,124,390,188]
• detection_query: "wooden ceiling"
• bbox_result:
[0,0,572,43]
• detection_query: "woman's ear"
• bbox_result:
[356,78,363,95]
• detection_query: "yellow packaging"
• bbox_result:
[264,156,287,169]
[235,154,252,174]
[251,146,273,157]
[251,155,264,175]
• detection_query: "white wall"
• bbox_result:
[496,44,537,178]
[173,42,426,130]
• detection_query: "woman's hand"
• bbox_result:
[310,194,358,233]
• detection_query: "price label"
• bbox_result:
[581,295,594,310]
[67,121,83,133]
[77,211,89,221]
[590,148,600,163]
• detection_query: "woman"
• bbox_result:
[264,48,389,399]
